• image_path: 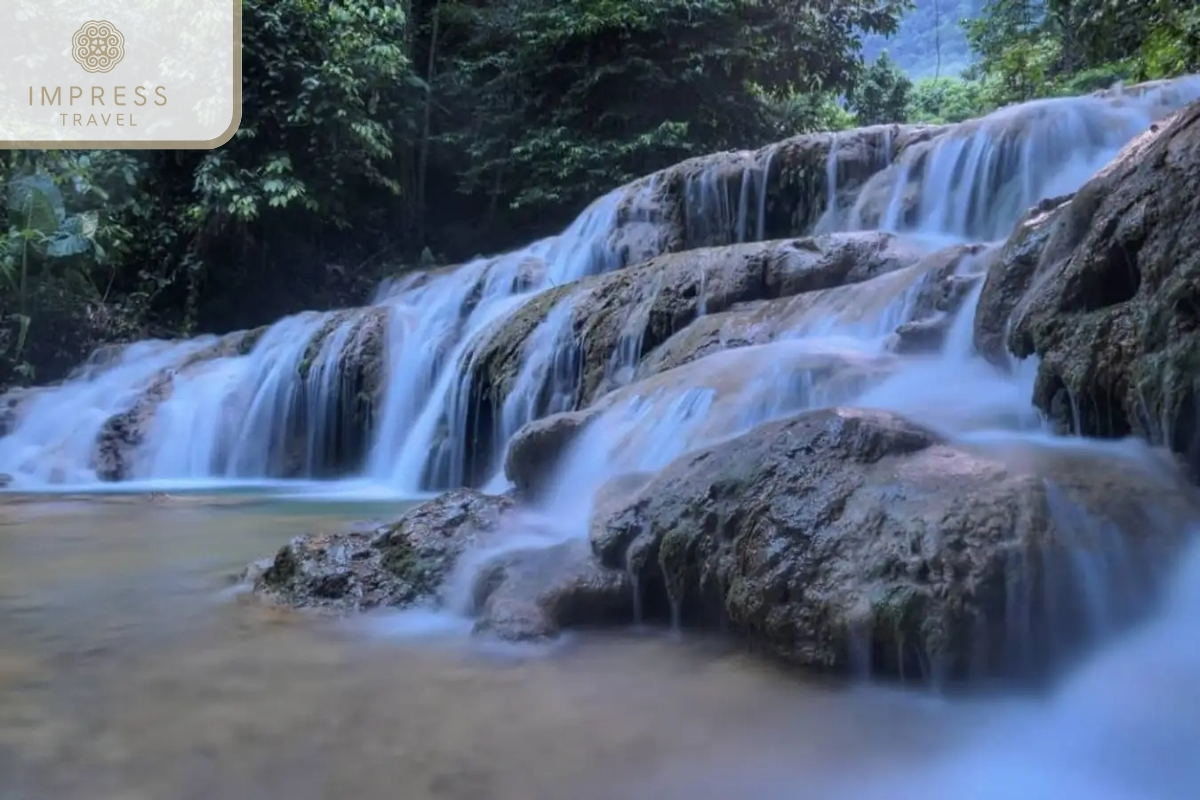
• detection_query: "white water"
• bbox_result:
[2,78,1197,495]
[843,76,1200,239]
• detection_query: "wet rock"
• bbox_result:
[663,125,946,247]
[973,195,1073,365]
[988,101,1200,474]
[91,371,175,481]
[638,242,980,376]
[252,489,517,611]
[505,344,898,499]
[0,387,40,437]
[473,233,932,424]
[504,408,599,497]
[590,406,1200,683]
[470,539,633,641]
[885,317,953,354]
[295,307,390,474]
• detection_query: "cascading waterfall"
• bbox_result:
[0,338,220,484]
[1,77,1198,499]
[843,76,1200,239]
[682,147,776,248]
[369,186,633,492]
[134,309,381,480]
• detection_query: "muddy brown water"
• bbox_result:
[0,492,978,800]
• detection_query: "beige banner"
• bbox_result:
[0,0,241,149]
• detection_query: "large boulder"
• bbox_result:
[981,101,1200,475]
[589,407,1200,683]
[504,408,598,496]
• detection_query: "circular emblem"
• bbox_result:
[71,21,125,74]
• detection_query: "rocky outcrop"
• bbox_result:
[648,125,946,249]
[975,100,1200,474]
[249,488,633,642]
[472,233,934,422]
[972,195,1073,364]
[293,307,389,475]
[504,409,597,496]
[589,407,1200,682]
[253,489,517,611]
[639,241,985,376]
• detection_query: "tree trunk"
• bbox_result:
[414,0,442,248]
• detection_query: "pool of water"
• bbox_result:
[0,491,1196,800]
[0,491,983,799]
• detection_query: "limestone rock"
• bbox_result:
[980,100,1200,473]
[469,539,633,641]
[253,489,516,611]
[473,233,931,424]
[639,241,982,377]
[91,370,175,481]
[504,408,598,496]
[972,195,1073,365]
[589,407,1200,682]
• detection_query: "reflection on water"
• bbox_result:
[0,493,966,800]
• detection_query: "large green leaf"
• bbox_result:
[6,173,66,236]
[43,212,100,258]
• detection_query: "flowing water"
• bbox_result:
[3,78,1200,798]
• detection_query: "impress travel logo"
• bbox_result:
[0,2,241,149]
[71,20,126,74]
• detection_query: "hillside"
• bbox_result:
[863,0,986,78]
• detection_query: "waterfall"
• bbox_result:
[843,76,1200,240]
[1,77,1198,492]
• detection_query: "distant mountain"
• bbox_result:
[863,0,987,79]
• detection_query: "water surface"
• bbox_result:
[0,492,971,800]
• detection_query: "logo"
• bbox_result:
[71,20,125,74]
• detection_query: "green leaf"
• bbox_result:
[7,174,65,236]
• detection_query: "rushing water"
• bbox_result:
[3,76,1199,493]
[3,78,1200,798]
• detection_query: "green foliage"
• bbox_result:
[864,0,987,78]
[192,0,415,230]
[440,0,908,219]
[0,151,153,381]
[906,76,989,122]
[961,0,1199,108]
[850,52,914,124]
